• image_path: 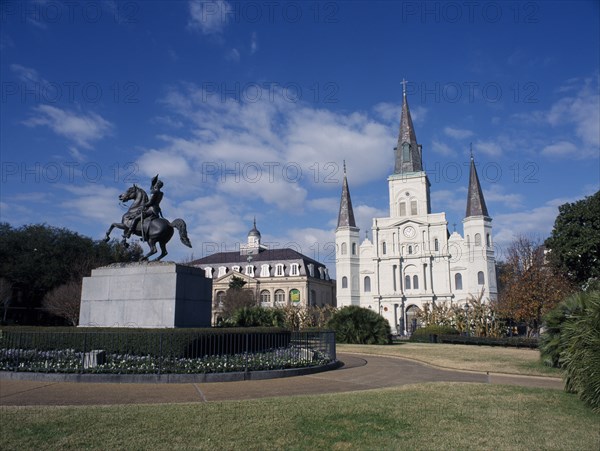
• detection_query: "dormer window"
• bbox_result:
[275,264,285,276]
[232,266,240,272]
[260,264,270,277]
[307,263,315,277]
[318,267,325,279]
[290,263,299,276]
[245,265,254,277]
[217,266,227,277]
[204,267,213,278]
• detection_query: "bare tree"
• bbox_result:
[497,235,572,336]
[42,280,82,326]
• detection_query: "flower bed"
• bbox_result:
[0,346,330,374]
[0,328,336,375]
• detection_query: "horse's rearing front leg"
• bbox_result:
[104,223,127,242]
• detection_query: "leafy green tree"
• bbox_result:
[220,276,256,319]
[0,223,142,324]
[326,306,392,345]
[545,191,600,286]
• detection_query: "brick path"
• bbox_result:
[0,353,563,406]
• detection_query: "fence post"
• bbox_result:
[244,333,249,374]
[80,333,87,374]
[158,334,163,375]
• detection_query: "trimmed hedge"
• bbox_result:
[436,335,538,348]
[0,327,292,358]
[409,326,459,343]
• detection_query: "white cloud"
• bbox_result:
[188,0,231,35]
[431,139,456,156]
[541,141,578,157]
[250,32,258,54]
[547,77,600,151]
[10,64,44,83]
[23,105,113,149]
[474,139,502,157]
[226,48,240,62]
[444,126,473,139]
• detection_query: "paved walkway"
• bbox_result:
[0,353,563,406]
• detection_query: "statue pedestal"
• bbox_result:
[79,262,212,328]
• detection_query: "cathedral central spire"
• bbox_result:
[394,83,423,174]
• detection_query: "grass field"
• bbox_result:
[337,343,562,377]
[2,343,594,450]
[1,383,598,450]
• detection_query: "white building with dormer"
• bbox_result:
[335,89,497,335]
[192,220,336,325]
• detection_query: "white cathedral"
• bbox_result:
[335,89,497,335]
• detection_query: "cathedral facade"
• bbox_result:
[335,90,497,335]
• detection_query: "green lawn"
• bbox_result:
[1,383,598,450]
[338,343,562,377]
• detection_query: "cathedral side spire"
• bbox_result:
[394,82,423,174]
[337,161,357,229]
[465,154,489,217]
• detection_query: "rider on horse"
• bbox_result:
[126,175,164,240]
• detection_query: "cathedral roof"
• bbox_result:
[394,85,423,174]
[336,162,357,229]
[465,155,489,217]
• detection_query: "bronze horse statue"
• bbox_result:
[104,184,192,261]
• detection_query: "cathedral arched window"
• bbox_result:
[466,235,470,246]
[402,143,410,161]
[486,233,491,247]
[399,202,406,216]
[352,242,357,255]
[477,271,485,285]
[455,273,463,290]
[341,242,347,255]
[364,276,371,293]
[434,238,439,252]
[404,275,411,290]
[342,276,348,289]
[382,242,387,255]
[411,200,418,216]
[408,245,413,255]
[475,233,481,246]
[413,275,419,290]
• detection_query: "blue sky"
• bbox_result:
[1,0,599,272]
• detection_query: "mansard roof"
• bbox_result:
[191,247,325,269]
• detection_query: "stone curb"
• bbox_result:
[0,360,342,384]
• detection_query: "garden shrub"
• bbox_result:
[409,325,459,343]
[230,307,285,328]
[0,326,291,358]
[437,335,538,348]
[326,306,391,345]
[539,291,587,368]
[559,290,600,412]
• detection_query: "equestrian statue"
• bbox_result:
[104,175,192,261]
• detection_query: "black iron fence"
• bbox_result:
[0,328,336,375]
